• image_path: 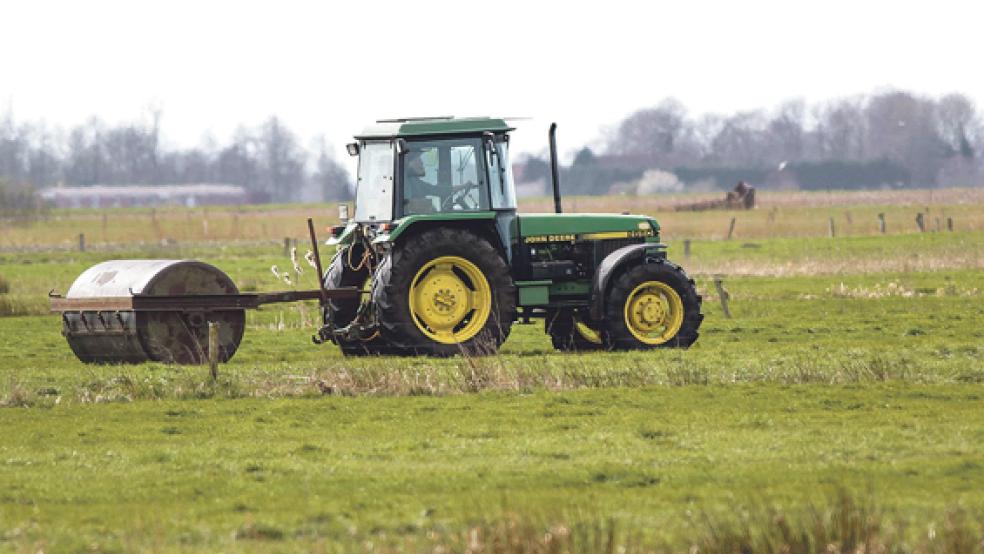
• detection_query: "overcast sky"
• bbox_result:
[3,0,982,167]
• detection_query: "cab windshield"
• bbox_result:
[354,141,394,222]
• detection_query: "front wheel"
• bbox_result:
[603,260,703,349]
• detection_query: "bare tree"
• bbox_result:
[812,96,867,161]
[937,93,978,158]
[611,99,688,165]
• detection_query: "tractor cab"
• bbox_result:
[348,117,516,223]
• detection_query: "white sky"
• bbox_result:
[3,0,982,170]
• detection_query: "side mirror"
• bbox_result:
[484,132,504,194]
[346,143,360,157]
[338,204,350,222]
[483,132,498,162]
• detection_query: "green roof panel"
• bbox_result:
[355,117,513,139]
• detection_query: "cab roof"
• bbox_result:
[355,116,513,140]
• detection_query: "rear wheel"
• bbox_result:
[372,228,516,356]
[603,260,702,349]
[545,309,604,352]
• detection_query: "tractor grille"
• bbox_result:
[594,238,641,261]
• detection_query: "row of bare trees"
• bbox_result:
[0,110,351,203]
[603,90,982,189]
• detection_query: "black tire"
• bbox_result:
[602,259,703,350]
[372,228,516,356]
[545,309,605,352]
[323,245,394,356]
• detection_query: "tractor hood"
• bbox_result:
[517,213,659,241]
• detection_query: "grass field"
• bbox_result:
[1,189,983,552]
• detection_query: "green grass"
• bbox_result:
[3,385,984,551]
[1,267,982,403]
[1,201,984,551]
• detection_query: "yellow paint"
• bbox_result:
[409,256,492,344]
[623,280,684,345]
[580,230,653,241]
[574,320,603,345]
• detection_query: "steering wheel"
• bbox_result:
[441,181,480,211]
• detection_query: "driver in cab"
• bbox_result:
[404,150,476,213]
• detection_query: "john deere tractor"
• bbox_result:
[319,117,702,356]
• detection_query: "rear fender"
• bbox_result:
[375,213,507,259]
[377,212,497,244]
[589,243,667,321]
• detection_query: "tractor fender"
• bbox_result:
[589,243,667,321]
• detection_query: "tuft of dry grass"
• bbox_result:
[363,490,984,553]
[687,250,984,277]
[0,295,48,316]
[5,348,964,408]
[825,280,980,299]
[0,379,34,407]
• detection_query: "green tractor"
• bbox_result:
[318,117,702,356]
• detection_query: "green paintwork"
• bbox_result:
[375,212,498,243]
[516,282,551,305]
[550,280,591,296]
[516,213,659,237]
[356,117,513,140]
[514,280,592,306]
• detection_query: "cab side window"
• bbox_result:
[402,138,489,215]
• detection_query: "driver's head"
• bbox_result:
[406,152,426,177]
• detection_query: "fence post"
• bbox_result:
[878,213,886,234]
[683,239,691,259]
[713,277,732,319]
[828,217,835,238]
[726,217,737,240]
[78,233,86,252]
[283,237,291,257]
[915,212,926,233]
[208,321,219,381]
[947,217,954,232]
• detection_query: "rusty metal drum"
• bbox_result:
[60,260,246,364]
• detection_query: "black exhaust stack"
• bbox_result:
[549,122,562,214]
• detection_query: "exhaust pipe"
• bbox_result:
[549,122,562,214]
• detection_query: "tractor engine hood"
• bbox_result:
[517,213,659,242]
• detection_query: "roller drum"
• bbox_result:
[62,260,246,364]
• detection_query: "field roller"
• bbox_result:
[50,222,357,364]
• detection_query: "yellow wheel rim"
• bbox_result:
[574,320,603,345]
[623,281,684,345]
[409,256,492,344]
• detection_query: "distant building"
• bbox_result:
[39,184,249,209]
